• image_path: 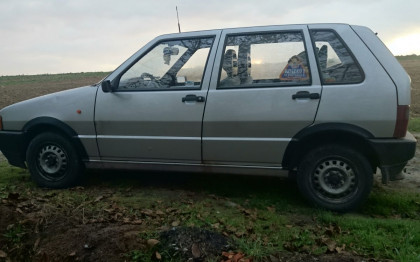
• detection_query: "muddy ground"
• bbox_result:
[1,151,393,262]
[0,59,419,261]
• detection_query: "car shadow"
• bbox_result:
[82,168,307,208]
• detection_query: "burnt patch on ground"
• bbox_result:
[160,227,232,261]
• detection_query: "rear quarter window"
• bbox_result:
[310,30,364,85]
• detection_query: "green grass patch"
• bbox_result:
[0,161,30,185]
[361,187,420,218]
[0,161,32,198]
[3,223,26,244]
[318,212,420,261]
[409,117,420,133]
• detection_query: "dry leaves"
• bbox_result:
[154,251,162,260]
[0,250,7,258]
[324,223,342,236]
[283,223,347,254]
[318,237,344,253]
[33,238,40,251]
[191,243,201,258]
[221,251,252,262]
[147,239,160,248]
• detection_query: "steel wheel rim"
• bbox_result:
[37,144,68,181]
[311,158,358,203]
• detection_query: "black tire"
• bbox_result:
[296,145,373,212]
[26,132,84,188]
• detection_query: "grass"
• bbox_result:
[317,212,420,261]
[1,163,419,261]
[361,187,420,218]
[3,224,26,244]
[409,117,420,133]
[112,184,420,261]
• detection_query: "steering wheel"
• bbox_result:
[139,72,161,88]
[140,72,156,81]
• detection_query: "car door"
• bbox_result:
[95,31,221,162]
[202,25,322,166]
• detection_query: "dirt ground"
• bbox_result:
[0,73,106,110]
[0,59,419,261]
[0,185,381,262]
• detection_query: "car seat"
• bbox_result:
[219,49,240,87]
[318,45,328,71]
[238,47,253,85]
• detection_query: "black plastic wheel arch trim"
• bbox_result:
[22,117,89,160]
[282,123,375,169]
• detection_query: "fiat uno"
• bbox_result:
[0,24,416,211]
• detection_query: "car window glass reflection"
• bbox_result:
[219,32,310,88]
[119,38,214,90]
[311,30,364,84]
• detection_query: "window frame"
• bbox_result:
[309,29,365,85]
[216,30,313,90]
[113,35,216,92]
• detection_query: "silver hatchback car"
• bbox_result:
[0,23,416,211]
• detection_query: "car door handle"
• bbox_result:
[292,91,320,100]
[182,94,205,103]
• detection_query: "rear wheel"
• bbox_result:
[26,132,83,188]
[296,145,373,212]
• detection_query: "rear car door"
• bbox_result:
[202,25,322,165]
[95,31,221,162]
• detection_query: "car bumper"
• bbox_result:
[369,132,417,183]
[0,131,27,168]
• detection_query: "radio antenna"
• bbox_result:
[176,6,181,33]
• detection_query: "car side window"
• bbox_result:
[310,30,364,84]
[118,37,214,91]
[218,31,311,89]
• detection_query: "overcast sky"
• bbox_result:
[1,0,419,76]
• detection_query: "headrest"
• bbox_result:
[318,45,328,70]
[222,49,238,77]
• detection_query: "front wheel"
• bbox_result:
[296,145,373,212]
[26,132,84,188]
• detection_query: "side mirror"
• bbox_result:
[101,80,113,93]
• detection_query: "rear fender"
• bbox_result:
[282,123,375,169]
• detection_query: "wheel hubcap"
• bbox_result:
[312,159,357,201]
[38,144,68,180]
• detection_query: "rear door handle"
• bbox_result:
[292,91,320,100]
[182,94,205,103]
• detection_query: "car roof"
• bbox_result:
[158,23,354,38]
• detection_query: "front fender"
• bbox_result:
[23,117,89,161]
